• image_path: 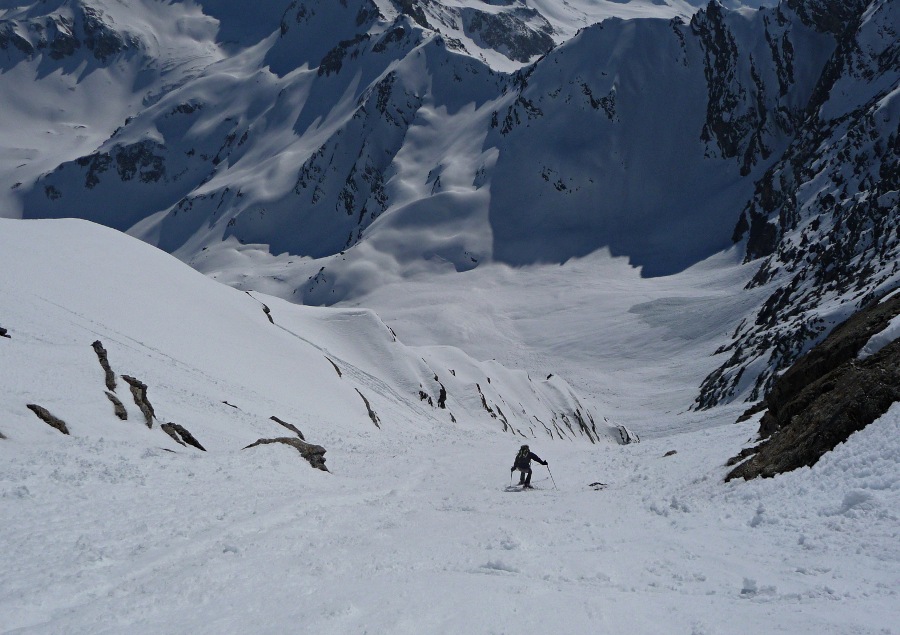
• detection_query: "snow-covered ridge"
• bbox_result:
[0,218,611,451]
[697,0,900,406]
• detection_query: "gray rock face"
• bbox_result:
[691,2,806,176]
[122,375,155,428]
[105,391,128,420]
[92,340,116,392]
[355,389,381,428]
[726,293,900,480]
[243,437,328,471]
[161,422,206,451]
[462,8,553,63]
[270,416,305,439]
[26,404,70,435]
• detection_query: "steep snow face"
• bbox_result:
[13,0,834,283]
[697,0,900,407]
[0,218,610,453]
[485,3,833,275]
[0,0,225,215]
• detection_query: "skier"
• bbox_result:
[511,444,547,489]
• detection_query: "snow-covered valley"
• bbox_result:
[2,0,899,631]
[2,218,898,634]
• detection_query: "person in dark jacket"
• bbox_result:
[511,444,547,488]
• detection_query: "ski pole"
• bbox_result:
[546,464,557,490]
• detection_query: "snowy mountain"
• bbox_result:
[2,1,899,629]
[3,0,895,412]
[2,218,899,635]
[697,0,900,406]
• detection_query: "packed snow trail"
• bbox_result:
[3,410,898,634]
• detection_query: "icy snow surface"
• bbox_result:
[1,220,898,633]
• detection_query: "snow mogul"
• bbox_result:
[511,444,548,489]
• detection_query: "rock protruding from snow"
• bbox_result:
[26,404,70,435]
[105,391,128,420]
[91,340,116,392]
[270,416,305,440]
[161,422,206,451]
[0,326,9,338]
[121,375,155,428]
[243,437,328,472]
[356,389,382,428]
[727,293,900,480]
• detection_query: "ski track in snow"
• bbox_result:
[0,0,896,622]
[0,213,897,634]
[2,410,898,634]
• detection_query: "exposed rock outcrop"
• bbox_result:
[26,404,70,435]
[698,0,899,408]
[610,419,640,445]
[727,293,900,480]
[462,7,554,63]
[355,389,381,428]
[242,437,328,471]
[0,4,139,65]
[573,409,597,444]
[161,422,206,451]
[757,294,900,438]
[92,340,117,391]
[325,357,342,378]
[105,391,128,420]
[122,375,155,428]
[270,415,305,439]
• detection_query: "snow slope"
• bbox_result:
[1,219,897,633]
[4,0,894,413]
